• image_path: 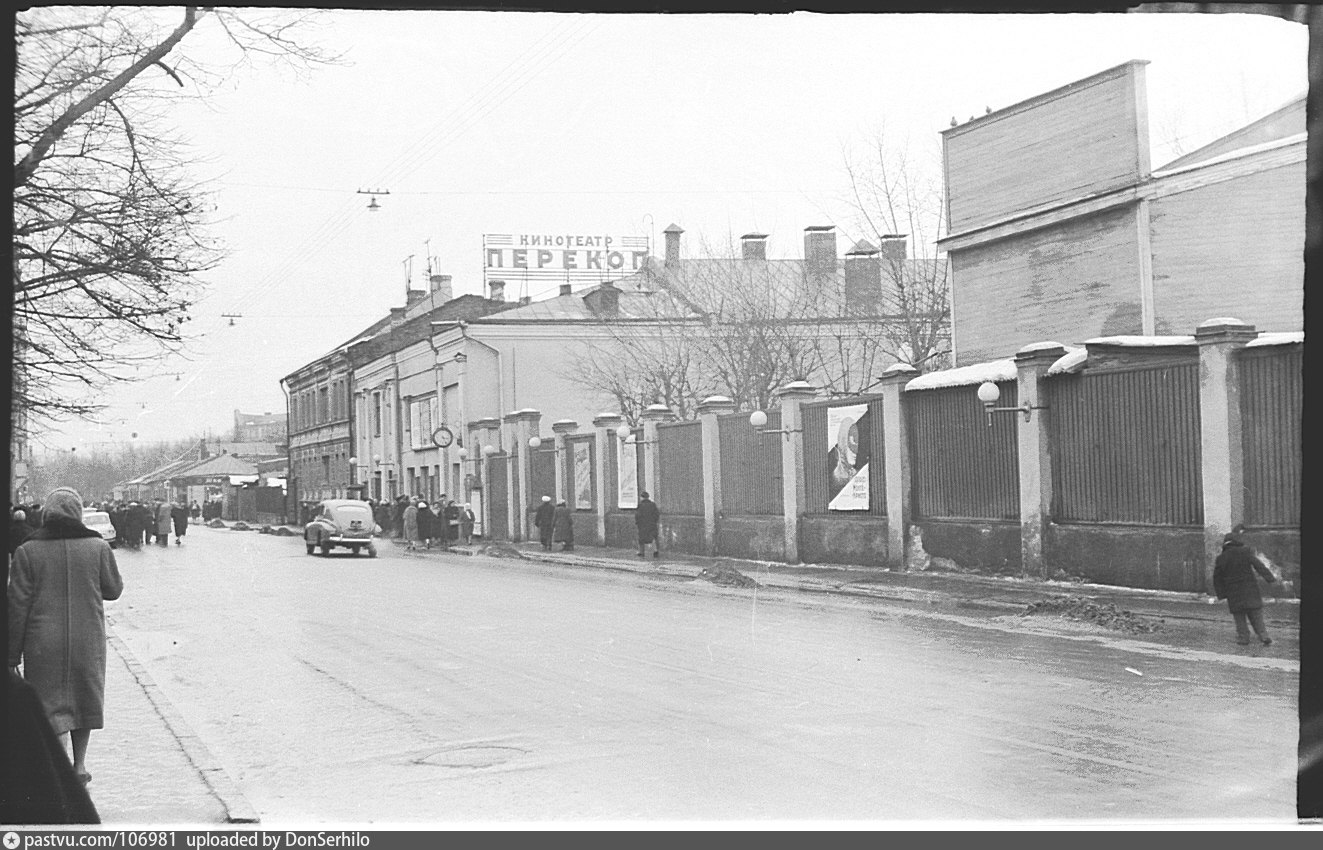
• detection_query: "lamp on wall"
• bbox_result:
[748,409,801,439]
[615,423,656,446]
[528,435,560,454]
[976,381,1048,427]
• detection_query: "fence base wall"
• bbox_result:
[914,520,1021,573]
[799,516,893,567]
[659,514,705,555]
[1045,524,1204,591]
[605,513,636,550]
[716,516,786,562]
[570,512,600,547]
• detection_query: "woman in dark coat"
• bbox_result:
[417,501,437,549]
[171,502,188,545]
[552,500,574,551]
[8,487,124,785]
[1213,532,1277,645]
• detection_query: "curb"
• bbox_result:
[107,629,261,825]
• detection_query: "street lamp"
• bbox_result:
[976,381,1048,427]
[748,409,801,439]
[615,423,657,446]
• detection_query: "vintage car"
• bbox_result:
[304,499,377,557]
[82,509,117,547]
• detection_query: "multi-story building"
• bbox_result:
[232,410,287,444]
[939,60,1304,365]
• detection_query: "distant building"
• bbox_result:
[939,60,1304,365]
[233,410,287,444]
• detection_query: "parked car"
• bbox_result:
[304,499,377,557]
[82,510,117,547]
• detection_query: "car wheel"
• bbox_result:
[351,546,361,556]
[368,544,378,558]
[320,542,333,556]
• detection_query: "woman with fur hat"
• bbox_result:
[8,487,124,785]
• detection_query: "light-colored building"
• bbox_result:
[232,410,287,444]
[939,60,1304,365]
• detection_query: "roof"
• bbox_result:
[469,279,703,323]
[172,454,260,478]
[1156,94,1305,173]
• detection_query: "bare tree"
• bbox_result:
[12,7,338,434]
[841,128,952,372]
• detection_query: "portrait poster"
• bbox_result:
[827,403,870,511]
[574,441,593,510]
[617,433,638,509]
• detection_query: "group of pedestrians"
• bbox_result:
[102,499,189,549]
[533,495,577,552]
[369,494,475,552]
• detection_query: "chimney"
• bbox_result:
[488,279,506,302]
[878,234,908,264]
[844,240,882,315]
[741,233,768,261]
[583,281,620,317]
[664,223,683,267]
[559,282,573,296]
[430,274,453,301]
[804,225,837,278]
[406,288,426,306]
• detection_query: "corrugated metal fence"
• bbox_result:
[658,420,703,515]
[1047,363,1202,525]
[801,396,887,514]
[1239,346,1302,527]
[718,410,783,515]
[907,382,1018,521]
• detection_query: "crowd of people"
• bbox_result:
[361,494,475,551]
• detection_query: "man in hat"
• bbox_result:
[534,495,555,551]
[1213,530,1278,646]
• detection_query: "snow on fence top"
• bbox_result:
[1083,335,1196,347]
[905,358,1016,392]
[1245,332,1304,348]
[1047,347,1087,376]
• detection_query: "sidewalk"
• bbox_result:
[434,537,1300,667]
[87,624,258,826]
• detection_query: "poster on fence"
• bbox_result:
[617,433,639,509]
[574,441,593,510]
[827,403,870,511]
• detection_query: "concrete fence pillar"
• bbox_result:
[1014,342,1067,579]
[468,417,502,539]
[550,419,578,504]
[502,408,541,542]
[639,403,675,504]
[878,364,918,568]
[697,396,735,555]
[777,380,819,563]
[1195,317,1257,594]
[592,412,623,546]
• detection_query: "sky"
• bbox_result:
[34,8,1308,456]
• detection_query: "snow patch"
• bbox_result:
[1246,332,1303,348]
[1152,132,1305,178]
[905,359,1016,392]
[1017,340,1067,354]
[1047,347,1087,376]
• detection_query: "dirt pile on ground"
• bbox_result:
[259,525,297,536]
[230,521,253,531]
[206,519,226,528]
[1021,595,1163,634]
[696,565,760,588]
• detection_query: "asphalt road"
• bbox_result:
[103,526,1298,826]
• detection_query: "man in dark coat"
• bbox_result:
[2,670,100,824]
[1213,532,1277,645]
[170,502,188,545]
[635,490,661,559]
[533,496,555,551]
[391,496,408,540]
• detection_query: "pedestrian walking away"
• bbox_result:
[8,487,124,787]
[402,500,420,551]
[534,495,555,551]
[552,499,574,551]
[9,508,33,555]
[189,500,201,525]
[418,501,437,549]
[635,490,661,559]
[154,499,172,547]
[460,503,475,545]
[1213,531,1277,645]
